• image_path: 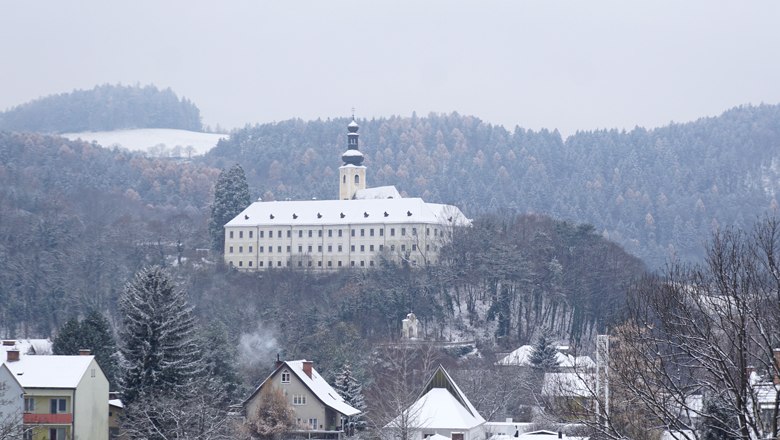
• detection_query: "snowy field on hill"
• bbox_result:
[62,128,229,157]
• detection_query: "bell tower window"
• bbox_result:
[355,175,360,184]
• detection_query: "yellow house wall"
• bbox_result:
[339,166,366,200]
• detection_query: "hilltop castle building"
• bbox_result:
[223,117,468,270]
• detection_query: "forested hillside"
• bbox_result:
[0,132,217,335]
[0,84,202,133]
[205,105,780,267]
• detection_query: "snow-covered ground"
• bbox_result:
[61,128,229,157]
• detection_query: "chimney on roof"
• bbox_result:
[275,353,283,370]
[774,349,780,385]
[6,349,19,362]
[302,360,313,379]
[79,349,91,356]
[2,340,15,346]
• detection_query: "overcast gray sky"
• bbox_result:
[1,1,779,135]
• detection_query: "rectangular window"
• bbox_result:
[370,260,375,267]
[370,245,374,251]
[401,228,406,236]
[287,230,291,238]
[268,247,273,253]
[229,231,234,239]
[298,261,302,267]
[351,229,356,237]
[318,230,323,238]
[360,229,365,237]
[260,230,265,238]
[229,246,234,253]
[277,261,282,267]
[401,245,407,251]
[379,245,384,251]
[328,229,333,237]
[277,246,282,253]
[351,261,355,267]
[281,370,290,383]
[360,245,365,252]
[338,261,342,267]
[360,261,365,267]
[338,229,343,237]
[249,261,253,267]
[50,398,66,414]
[24,397,34,412]
[338,245,343,252]
[412,227,417,236]
[239,231,243,239]
[309,419,319,430]
[239,246,243,253]
[249,246,253,253]
[426,228,430,236]
[299,230,303,238]
[351,245,355,252]
[328,245,332,252]
[308,245,312,252]
[412,244,417,251]
[260,261,264,267]
[286,246,291,252]
[308,230,313,238]
[238,261,243,267]
[293,395,307,405]
[370,228,375,236]
[391,228,395,236]
[49,428,66,440]
[317,245,323,252]
[249,230,254,238]
[380,229,384,236]
[260,246,264,253]
[391,245,396,251]
[328,261,332,267]
[318,261,322,267]
[277,230,282,238]
[23,430,32,440]
[298,245,303,253]
[308,261,312,267]
[426,244,430,251]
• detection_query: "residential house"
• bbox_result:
[0,363,23,436]
[244,359,360,437]
[2,349,109,440]
[384,365,486,440]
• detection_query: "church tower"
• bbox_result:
[339,116,366,200]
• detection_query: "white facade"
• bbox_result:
[0,364,23,436]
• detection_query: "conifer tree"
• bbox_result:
[52,317,82,356]
[333,363,366,433]
[529,333,560,372]
[119,266,202,404]
[53,310,120,388]
[208,164,251,253]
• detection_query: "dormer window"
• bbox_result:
[281,370,290,384]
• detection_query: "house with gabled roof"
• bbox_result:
[2,348,109,440]
[243,359,360,437]
[384,365,486,440]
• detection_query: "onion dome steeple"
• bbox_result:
[342,116,364,166]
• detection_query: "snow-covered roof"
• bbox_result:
[541,372,594,398]
[0,339,53,359]
[354,186,402,200]
[496,345,594,369]
[348,120,359,128]
[225,197,469,228]
[342,149,364,157]
[395,388,484,431]
[109,399,124,409]
[4,355,95,389]
[245,360,360,417]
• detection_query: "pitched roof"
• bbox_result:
[244,360,360,417]
[386,365,485,431]
[4,355,95,389]
[225,198,469,227]
[0,339,53,359]
[497,345,595,369]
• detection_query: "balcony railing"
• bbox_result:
[23,413,73,424]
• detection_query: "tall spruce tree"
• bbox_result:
[53,310,120,388]
[208,164,251,253]
[529,333,560,372]
[119,266,202,404]
[333,364,366,433]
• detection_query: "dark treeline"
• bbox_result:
[0,84,202,133]
[205,105,780,267]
